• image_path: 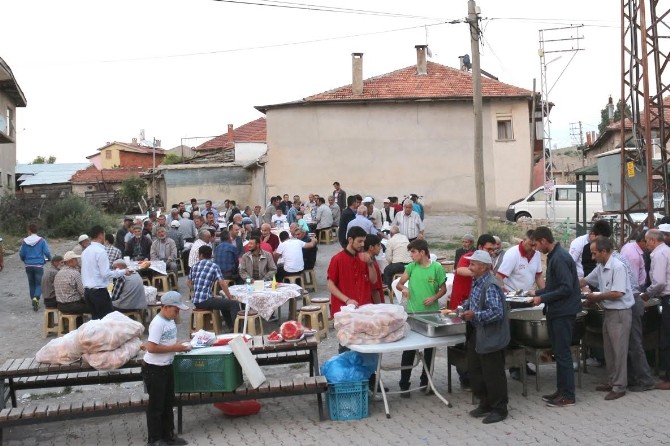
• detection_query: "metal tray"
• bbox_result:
[407,313,466,337]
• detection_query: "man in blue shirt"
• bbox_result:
[214,229,240,284]
[188,245,240,330]
[346,205,380,237]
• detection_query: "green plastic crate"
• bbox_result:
[327,380,369,421]
[173,353,243,393]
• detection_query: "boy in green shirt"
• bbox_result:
[395,239,447,396]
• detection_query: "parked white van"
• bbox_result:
[505,185,603,222]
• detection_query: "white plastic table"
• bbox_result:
[348,330,465,418]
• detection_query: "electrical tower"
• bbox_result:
[619,0,670,242]
[538,25,584,221]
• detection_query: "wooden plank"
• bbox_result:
[254,380,271,394]
[21,406,37,418]
[292,377,308,390]
[129,395,144,407]
[46,405,60,417]
[268,379,282,392]
[104,400,119,410]
[16,358,35,373]
[0,359,16,374]
[117,396,131,408]
[6,407,24,421]
[279,379,294,391]
[69,402,83,414]
[82,400,95,412]
[33,404,49,419]
[57,403,72,415]
[0,408,12,420]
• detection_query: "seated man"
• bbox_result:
[72,234,90,255]
[274,231,317,282]
[291,224,318,271]
[240,235,278,281]
[271,208,288,228]
[167,220,185,252]
[382,225,412,287]
[188,245,240,330]
[314,196,334,238]
[214,229,241,283]
[260,223,280,252]
[104,233,122,267]
[54,251,91,315]
[41,255,64,308]
[110,259,148,312]
[150,227,178,273]
[125,225,152,261]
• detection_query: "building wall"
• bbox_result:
[72,182,123,197]
[160,166,254,210]
[99,145,122,169]
[585,133,623,165]
[119,150,162,169]
[0,93,16,192]
[265,100,533,212]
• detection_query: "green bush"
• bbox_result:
[0,193,118,238]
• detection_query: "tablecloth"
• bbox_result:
[228,283,304,320]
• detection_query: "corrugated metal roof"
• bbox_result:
[16,163,91,186]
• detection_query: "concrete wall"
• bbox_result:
[160,166,255,209]
[0,93,16,192]
[265,100,533,212]
[119,150,163,169]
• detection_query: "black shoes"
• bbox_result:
[166,436,188,445]
[482,411,507,424]
[541,391,559,403]
[469,406,491,418]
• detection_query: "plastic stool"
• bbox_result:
[167,272,179,291]
[176,258,186,277]
[298,305,327,342]
[119,309,145,324]
[190,309,222,335]
[283,274,304,287]
[302,269,317,293]
[58,313,84,336]
[142,278,151,286]
[153,276,170,292]
[43,308,59,337]
[318,229,332,245]
[147,304,162,322]
[308,297,330,335]
[234,310,263,335]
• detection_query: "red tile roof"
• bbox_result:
[70,165,146,184]
[196,117,267,152]
[93,141,166,156]
[258,62,532,112]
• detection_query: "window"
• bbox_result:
[496,116,514,141]
[556,188,577,201]
[105,150,112,159]
[6,174,11,189]
[6,107,14,137]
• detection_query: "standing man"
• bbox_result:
[142,291,191,446]
[496,230,544,293]
[263,196,279,225]
[338,194,362,248]
[19,223,52,311]
[115,217,133,252]
[104,234,122,267]
[580,236,634,400]
[392,200,424,241]
[640,229,670,390]
[332,181,346,211]
[396,239,447,396]
[287,200,300,225]
[250,205,263,230]
[460,250,509,424]
[382,226,412,288]
[81,225,129,319]
[529,226,582,407]
[454,234,475,267]
[178,212,197,243]
[188,245,240,331]
[569,219,611,279]
[620,230,647,291]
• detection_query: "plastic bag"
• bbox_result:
[35,330,83,365]
[320,351,378,384]
[82,338,142,370]
[77,311,144,353]
[190,329,216,348]
[144,286,158,304]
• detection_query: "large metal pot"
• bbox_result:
[586,298,661,335]
[509,309,586,349]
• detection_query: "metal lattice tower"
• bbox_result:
[619,0,670,241]
[538,26,584,221]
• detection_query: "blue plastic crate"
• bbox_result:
[327,380,369,421]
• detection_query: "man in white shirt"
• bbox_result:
[274,231,317,282]
[392,200,424,241]
[496,230,544,293]
[81,225,129,319]
[569,219,611,279]
[362,196,383,231]
[620,230,647,290]
[382,226,412,287]
[188,229,212,268]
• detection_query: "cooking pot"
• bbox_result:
[585,298,660,335]
[509,309,587,349]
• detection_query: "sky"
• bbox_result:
[2,0,622,164]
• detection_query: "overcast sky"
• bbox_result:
[3,0,621,163]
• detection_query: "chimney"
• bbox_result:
[227,124,234,143]
[586,132,592,146]
[415,45,428,75]
[131,137,137,144]
[352,53,363,95]
[607,95,615,122]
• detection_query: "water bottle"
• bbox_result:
[246,278,252,294]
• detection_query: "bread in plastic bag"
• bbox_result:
[144,286,158,304]
[82,338,142,370]
[77,311,144,353]
[35,330,83,365]
[334,303,409,345]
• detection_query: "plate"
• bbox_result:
[283,334,305,342]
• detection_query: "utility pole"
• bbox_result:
[468,0,487,235]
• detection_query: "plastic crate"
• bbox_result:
[173,353,243,393]
[327,380,369,421]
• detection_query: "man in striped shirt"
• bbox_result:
[55,251,91,315]
[392,200,424,241]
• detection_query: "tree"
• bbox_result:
[120,176,147,204]
[598,98,632,134]
[31,155,56,164]
[161,153,183,165]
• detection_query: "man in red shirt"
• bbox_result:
[364,234,385,304]
[449,234,496,390]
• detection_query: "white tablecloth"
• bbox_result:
[228,283,303,320]
[128,260,167,276]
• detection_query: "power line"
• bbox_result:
[212,0,449,21]
[485,17,618,28]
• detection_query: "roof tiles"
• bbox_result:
[196,117,266,152]
[70,165,145,184]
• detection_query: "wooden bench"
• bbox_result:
[0,394,150,444]
[175,375,328,434]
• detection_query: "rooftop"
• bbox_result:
[195,117,267,152]
[70,165,146,184]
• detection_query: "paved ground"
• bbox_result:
[2,214,670,445]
